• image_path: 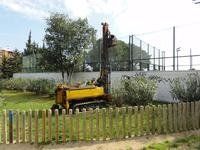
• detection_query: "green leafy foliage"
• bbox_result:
[39,13,96,82]
[0,49,22,79]
[0,95,6,109]
[0,91,6,109]
[23,31,41,56]
[87,39,151,71]
[0,81,6,109]
[28,79,55,95]
[170,73,200,102]
[112,75,157,106]
[111,87,125,107]
[1,78,55,95]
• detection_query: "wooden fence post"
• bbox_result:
[167,104,173,133]
[173,103,178,132]
[162,105,167,134]
[178,103,183,131]
[195,101,198,129]
[140,106,144,136]
[62,109,66,143]
[182,103,187,131]
[109,108,113,140]
[134,106,139,136]
[95,108,99,141]
[82,109,87,141]
[102,108,106,140]
[22,111,26,143]
[191,102,195,130]
[195,101,200,129]
[42,109,46,143]
[8,110,13,143]
[55,109,59,143]
[75,109,80,141]
[151,106,156,135]
[28,110,32,143]
[198,101,200,129]
[34,110,38,144]
[89,108,93,141]
[145,106,150,135]
[115,107,120,139]
[48,109,52,142]
[2,110,7,144]
[186,102,190,130]
[16,110,20,143]
[156,105,162,134]
[69,109,73,142]
[122,107,126,138]
[128,107,132,137]
[148,106,152,135]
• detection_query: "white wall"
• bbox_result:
[13,70,200,102]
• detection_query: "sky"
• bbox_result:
[0,0,200,70]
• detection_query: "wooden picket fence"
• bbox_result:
[0,101,200,144]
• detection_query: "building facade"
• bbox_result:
[0,48,14,65]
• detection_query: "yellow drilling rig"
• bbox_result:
[52,22,116,112]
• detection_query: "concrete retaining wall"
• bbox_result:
[13,70,200,102]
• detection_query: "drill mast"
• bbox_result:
[101,23,116,94]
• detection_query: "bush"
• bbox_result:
[111,87,125,107]
[0,80,3,92]
[2,78,31,91]
[28,79,55,95]
[0,93,6,109]
[1,78,56,95]
[0,82,6,109]
[170,73,200,102]
[112,75,157,106]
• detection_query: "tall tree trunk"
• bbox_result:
[61,70,65,83]
[66,65,74,84]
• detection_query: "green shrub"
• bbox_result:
[0,80,3,92]
[1,78,55,95]
[112,75,157,106]
[2,78,31,91]
[170,72,200,102]
[0,94,6,109]
[28,79,55,95]
[111,87,125,107]
[0,84,6,109]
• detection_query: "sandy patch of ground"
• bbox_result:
[0,130,199,150]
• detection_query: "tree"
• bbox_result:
[40,13,96,82]
[87,39,150,71]
[0,50,22,78]
[23,31,40,56]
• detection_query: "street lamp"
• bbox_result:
[176,47,181,70]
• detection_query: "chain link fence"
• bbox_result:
[22,35,200,72]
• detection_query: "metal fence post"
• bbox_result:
[153,47,156,70]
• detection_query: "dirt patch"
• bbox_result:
[0,130,199,150]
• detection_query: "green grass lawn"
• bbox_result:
[144,135,200,150]
[0,90,167,111]
[0,90,54,111]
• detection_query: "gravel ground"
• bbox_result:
[0,130,199,150]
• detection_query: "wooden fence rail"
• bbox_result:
[0,101,200,144]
